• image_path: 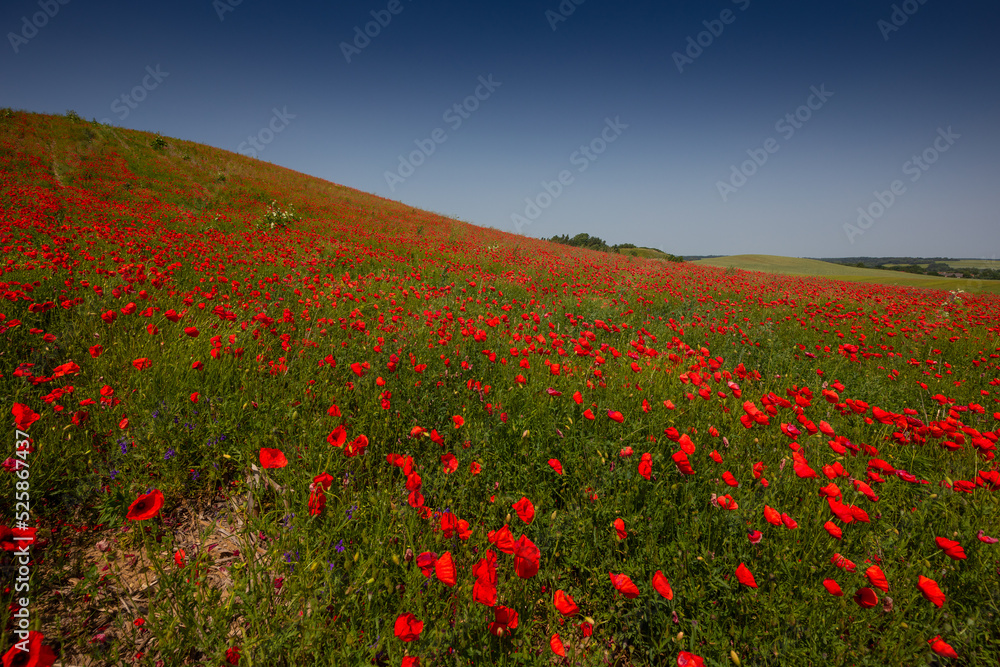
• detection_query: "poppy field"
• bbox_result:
[2,111,1000,666]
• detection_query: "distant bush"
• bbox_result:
[151,135,168,150]
[65,110,82,122]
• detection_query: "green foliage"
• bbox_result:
[255,200,300,231]
[151,135,168,150]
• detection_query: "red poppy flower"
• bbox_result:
[853,587,878,608]
[927,635,958,659]
[722,471,738,487]
[489,606,519,637]
[572,391,583,404]
[327,425,347,448]
[747,530,763,544]
[583,409,595,420]
[259,448,287,469]
[935,537,967,560]
[132,357,151,370]
[441,453,458,474]
[473,551,498,606]
[824,521,843,540]
[184,326,199,337]
[671,450,694,475]
[174,549,186,568]
[344,435,368,457]
[474,578,497,606]
[488,525,515,554]
[865,565,889,592]
[550,633,566,657]
[638,453,652,480]
[225,647,241,665]
[717,495,738,511]
[822,578,843,596]
[735,562,757,588]
[831,552,857,572]
[512,497,535,524]
[11,403,41,431]
[401,657,420,667]
[394,613,423,642]
[548,458,563,475]
[89,344,103,358]
[470,461,482,475]
[1,631,57,667]
[781,513,798,530]
[50,361,79,378]
[763,505,781,526]
[415,552,437,578]
[513,535,540,579]
[312,472,334,490]
[190,392,199,403]
[978,530,998,544]
[435,551,457,587]
[819,482,841,498]
[127,489,164,521]
[652,570,673,600]
[609,571,640,598]
[452,414,464,428]
[553,590,579,616]
[677,651,705,667]
[308,486,326,516]
[614,518,627,540]
[918,575,945,607]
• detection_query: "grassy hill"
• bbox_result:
[3,111,1000,666]
[693,254,1000,294]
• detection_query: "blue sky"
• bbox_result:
[3,0,999,258]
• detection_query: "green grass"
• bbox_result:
[693,254,1000,294]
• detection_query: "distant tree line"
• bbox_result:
[820,257,999,281]
[548,233,684,262]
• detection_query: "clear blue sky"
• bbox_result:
[3,0,999,258]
